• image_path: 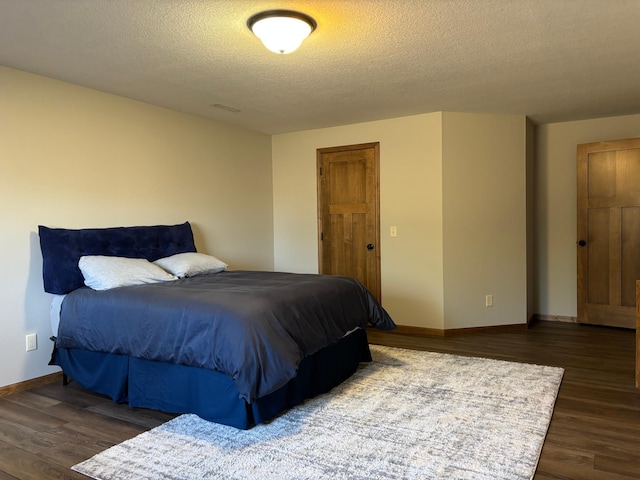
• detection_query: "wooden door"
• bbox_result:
[577,138,640,328]
[317,142,381,301]
[636,281,640,388]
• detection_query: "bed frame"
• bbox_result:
[40,222,372,429]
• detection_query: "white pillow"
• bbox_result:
[79,256,177,291]
[153,252,227,278]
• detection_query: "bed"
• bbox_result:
[40,221,395,429]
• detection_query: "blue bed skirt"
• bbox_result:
[52,328,371,429]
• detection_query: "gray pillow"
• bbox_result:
[154,252,228,278]
[79,256,177,290]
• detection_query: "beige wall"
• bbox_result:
[6,63,638,389]
[0,67,273,388]
[272,112,529,330]
[526,119,536,322]
[535,114,640,317]
[441,113,527,328]
[272,113,446,329]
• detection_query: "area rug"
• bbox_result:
[72,345,563,480]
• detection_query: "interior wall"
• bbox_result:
[526,118,536,322]
[441,113,527,328]
[535,113,640,318]
[0,67,274,388]
[272,113,445,329]
[6,63,637,388]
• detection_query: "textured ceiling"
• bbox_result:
[1,0,639,134]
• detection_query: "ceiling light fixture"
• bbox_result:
[247,10,316,54]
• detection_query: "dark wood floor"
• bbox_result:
[0,320,638,479]
[368,321,640,479]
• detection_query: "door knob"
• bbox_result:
[578,240,587,247]
[366,244,375,250]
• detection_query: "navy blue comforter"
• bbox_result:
[56,270,395,402]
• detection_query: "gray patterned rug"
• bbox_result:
[73,345,563,480]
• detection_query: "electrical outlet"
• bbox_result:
[390,226,397,237]
[26,333,37,352]
[485,295,493,307]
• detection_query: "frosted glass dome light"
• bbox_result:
[248,10,316,54]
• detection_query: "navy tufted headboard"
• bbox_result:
[38,222,196,294]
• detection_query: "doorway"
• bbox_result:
[317,142,381,301]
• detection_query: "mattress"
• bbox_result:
[55,270,394,402]
[50,294,65,337]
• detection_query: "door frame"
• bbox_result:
[316,142,381,300]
